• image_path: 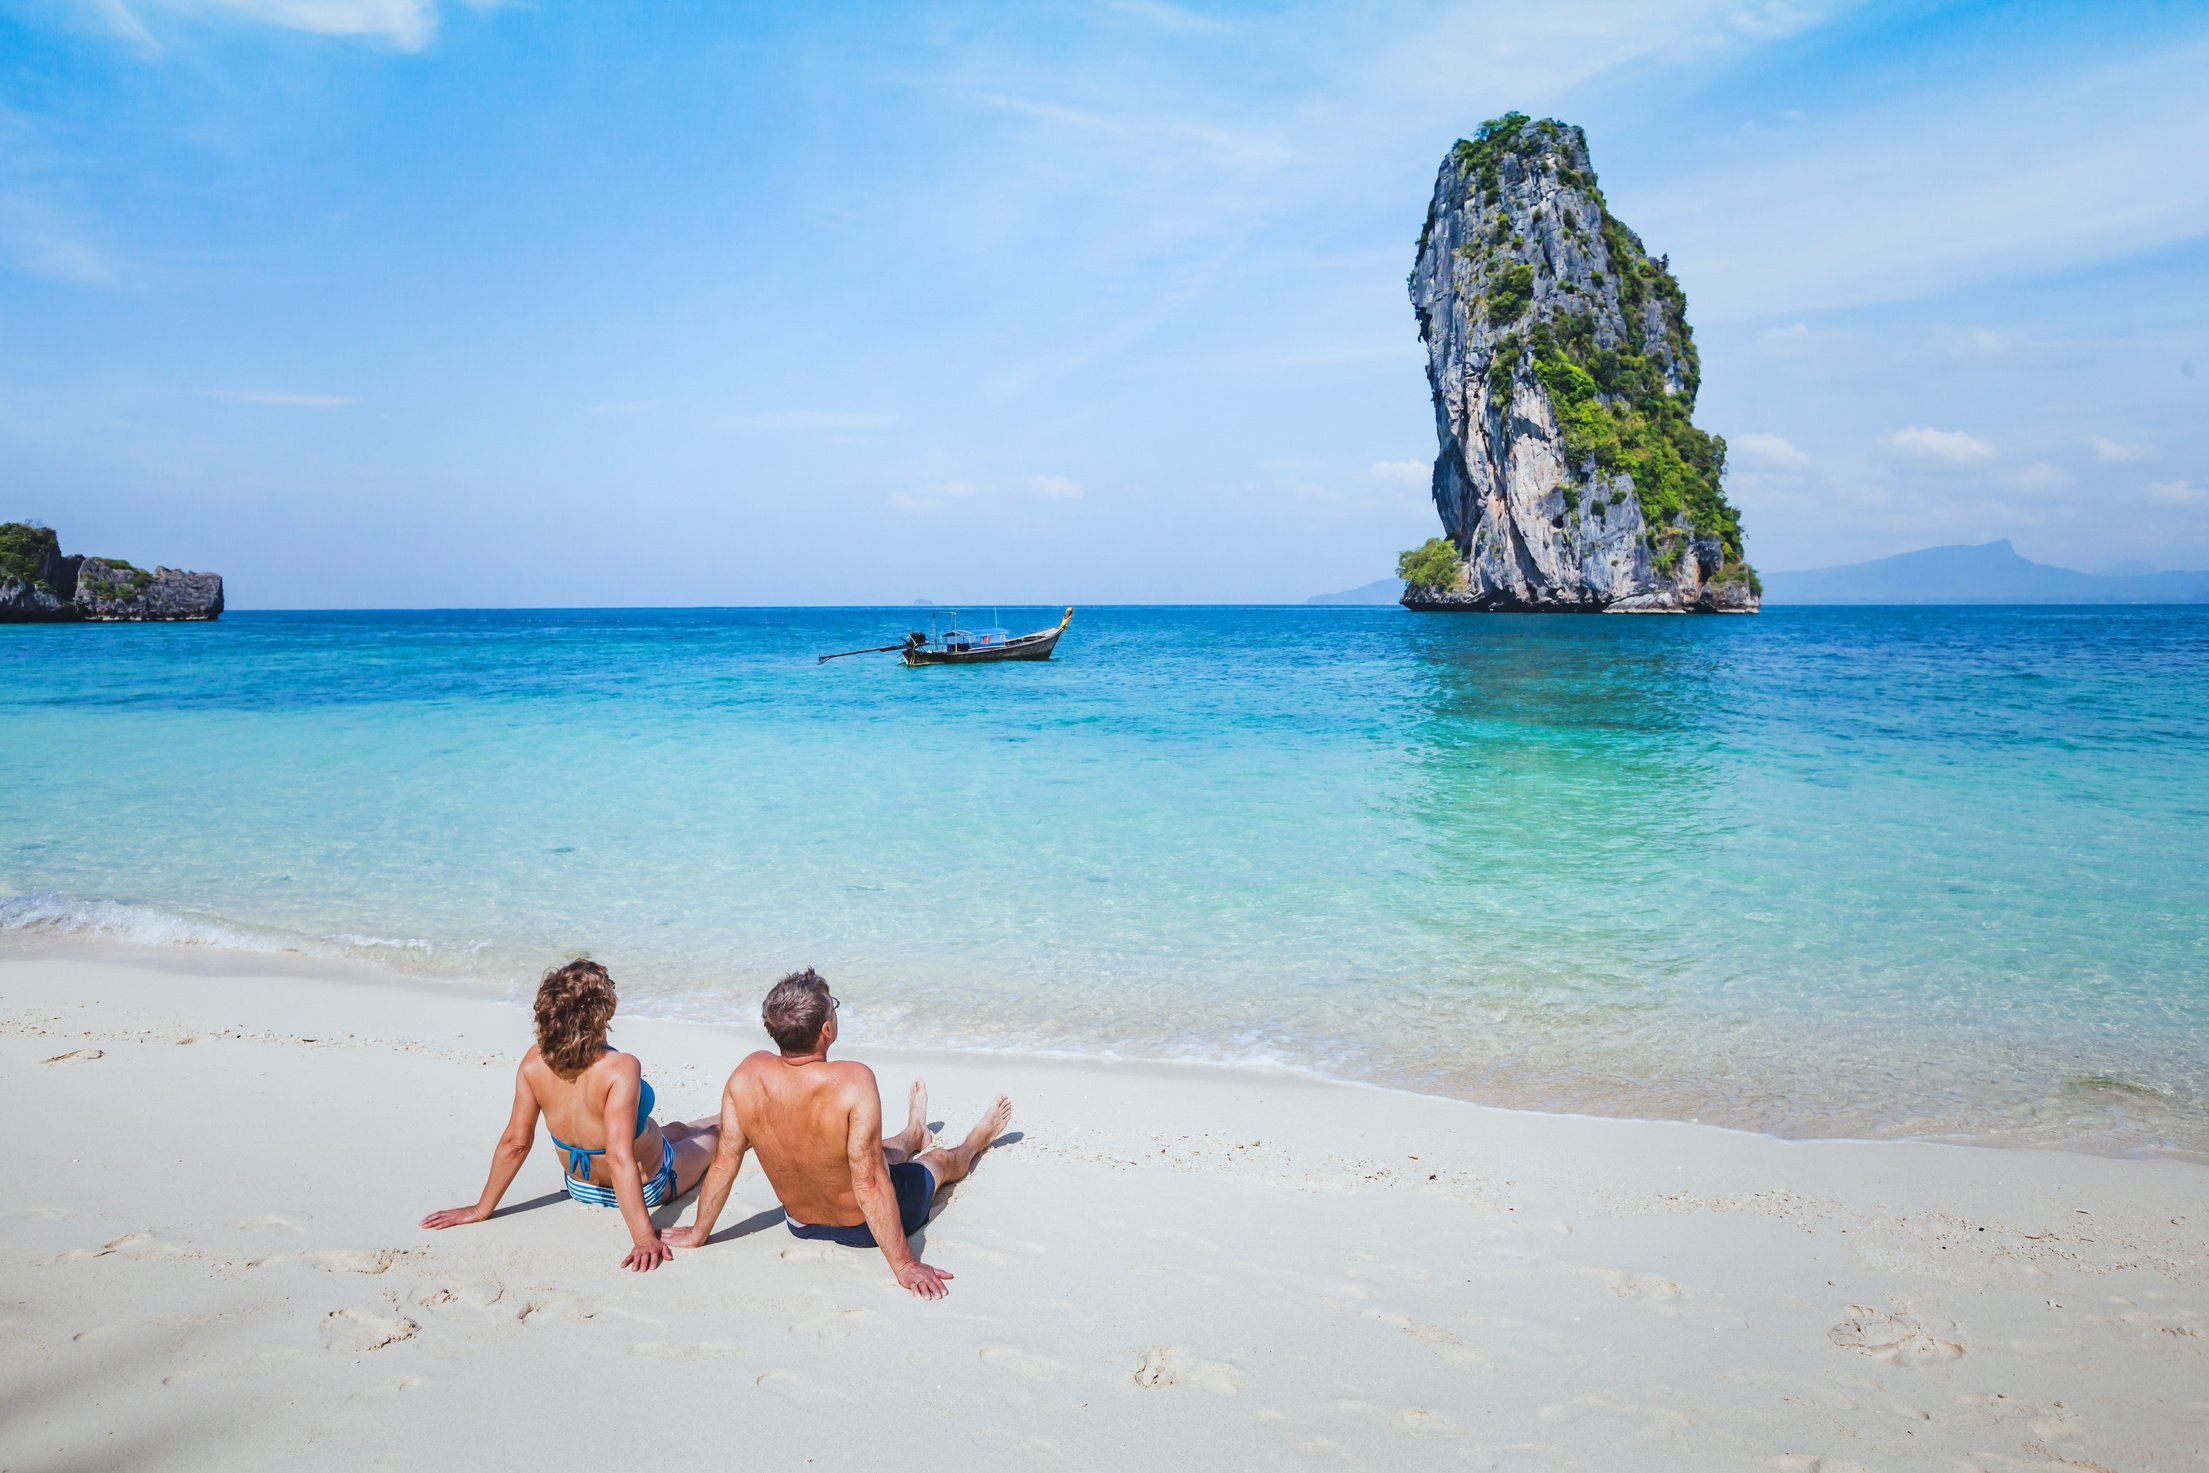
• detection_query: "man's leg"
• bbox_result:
[883,1079,934,1165]
[913,1095,1013,1192]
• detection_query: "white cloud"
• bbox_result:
[726,410,898,431]
[888,480,976,514]
[1105,0,1230,36]
[1878,426,1996,463]
[1997,461,2071,493]
[1367,459,1428,483]
[2091,436,2155,463]
[0,196,118,286]
[1942,326,2037,360]
[2141,479,2207,507]
[1638,35,2209,319]
[202,388,358,406]
[1731,432,1809,468]
[1028,474,1081,500]
[71,0,519,52]
[190,0,435,49]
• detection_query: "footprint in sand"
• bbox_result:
[233,1212,311,1234]
[515,1293,596,1324]
[1538,1391,1691,1444]
[304,1248,421,1276]
[1826,1304,1964,1364]
[790,1308,879,1347]
[410,1278,505,1316]
[1399,1407,1458,1435]
[756,1369,849,1410]
[323,1308,419,1352]
[1362,1309,1491,1371]
[61,1232,188,1263]
[1024,1296,1096,1331]
[978,1344,1062,1381]
[1132,1345,1242,1395]
[41,1048,104,1066]
[628,1340,738,1361]
[1773,1458,1877,1473]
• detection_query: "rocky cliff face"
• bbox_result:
[1406,114,1758,612]
[0,523,223,623]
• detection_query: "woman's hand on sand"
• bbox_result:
[621,1238,674,1272]
[420,1205,489,1230]
[896,1260,954,1299]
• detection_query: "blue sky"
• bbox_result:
[2,0,2205,606]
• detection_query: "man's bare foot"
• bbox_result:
[907,1079,935,1153]
[967,1094,1013,1156]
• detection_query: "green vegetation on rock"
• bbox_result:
[0,521,59,589]
[1530,315,1741,563]
[1396,536,1464,593]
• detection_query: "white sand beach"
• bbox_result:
[4,945,2205,1472]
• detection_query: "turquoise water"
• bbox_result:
[4,606,2205,1155]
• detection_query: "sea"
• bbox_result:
[4,605,2205,1158]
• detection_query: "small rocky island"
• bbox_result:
[0,522,224,623]
[1402,114,1758,612]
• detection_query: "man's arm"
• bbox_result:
[665,1074,751,1250]
[845,1073,954,1299]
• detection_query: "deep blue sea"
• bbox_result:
[4,606,2205,1155]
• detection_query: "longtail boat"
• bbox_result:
[817,608,1073,666]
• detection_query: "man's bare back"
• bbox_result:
[664,969,1012,1298]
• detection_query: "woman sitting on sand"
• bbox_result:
[421,958,720,1271]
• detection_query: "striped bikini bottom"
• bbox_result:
[562,1145,678,1209]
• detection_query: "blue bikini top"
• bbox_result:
[544,1050,656,1179]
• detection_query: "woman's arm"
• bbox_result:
[421,1061,539,1230]
[601,1061,668,1272]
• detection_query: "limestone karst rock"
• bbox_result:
[1405,114,1758,612]
[0,523,224,622]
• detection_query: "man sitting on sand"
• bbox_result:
[664,968,1011,1299]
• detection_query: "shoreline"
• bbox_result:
[6,929,2204,1168]
[4,946,2206,1469]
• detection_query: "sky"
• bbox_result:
[2,0,2205,606]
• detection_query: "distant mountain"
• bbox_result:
[1307,578,1406,606]
[1764,540,2209,605]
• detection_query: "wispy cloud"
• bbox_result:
[0,196,119,286]
[1104,0,1230,37]
[67,0,514,53]
[1878,427,1995,463]
[1732,432,1809,468]
[1997,461,2071,493]
[2091,436,2155,463]
[1367,459,1427,484]
[726,410,899,431]
[2141,479,2206,508]
[202,388,359,406]
[1028,474,1081,500]
[1640,34,2209,319]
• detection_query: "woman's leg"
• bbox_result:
[668,1123,722,1196]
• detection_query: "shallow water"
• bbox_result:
[4,605,2205,1155]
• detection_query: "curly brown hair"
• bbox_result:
[534,959,616,1075]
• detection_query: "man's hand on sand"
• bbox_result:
[420,1205,488,1230]
[659,1224,706,1249]
[896,1260,955,1299]
[621,1239,674,1272]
